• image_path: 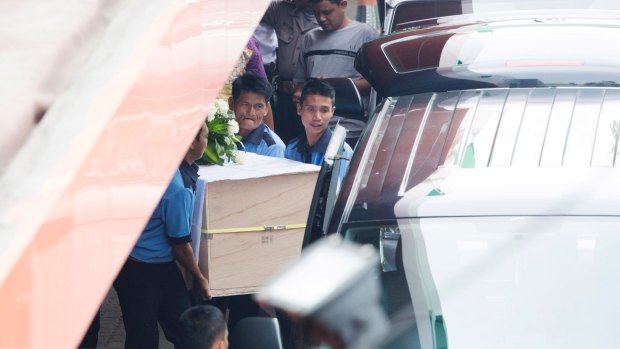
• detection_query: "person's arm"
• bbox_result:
[292,34,309,94]
[172,243,211,300]
[260,2,277,27]
[266,144,285,158]
[245,37,267,78]
[163,187,211,300]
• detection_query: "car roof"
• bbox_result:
[395,166,620,218]
[357,14,620,96]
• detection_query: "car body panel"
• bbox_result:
[358,14,620,96]
[395,215,620,349]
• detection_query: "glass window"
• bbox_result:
[592,89,620,167]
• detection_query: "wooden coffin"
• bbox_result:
[197,153,319,296]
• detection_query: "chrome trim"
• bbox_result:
[509,89,532,166]
[398,93,436,196]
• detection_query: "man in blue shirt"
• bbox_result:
[113,122,210,349]
[230,73,285,158]
[286,78,353,168]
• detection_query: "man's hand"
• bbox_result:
[172,242,211,300]
[194,275,212,301]
[292,84,303,106]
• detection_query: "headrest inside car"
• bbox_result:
[323,77,365,121]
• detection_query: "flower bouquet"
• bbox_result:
[199,98,244,165]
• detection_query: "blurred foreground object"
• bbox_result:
[0,0,270,347]
[257,235,389,349]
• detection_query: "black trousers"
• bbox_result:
[113,258,191,349]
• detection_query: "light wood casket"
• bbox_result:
[197,153,319,296]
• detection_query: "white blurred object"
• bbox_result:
[257,235,389,349]
[0,0,121,174]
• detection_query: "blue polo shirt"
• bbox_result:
[285,128,353,179]
[239,123,285,158]
[130,162,197,263]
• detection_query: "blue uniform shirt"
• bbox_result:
[239,123,285,158]
[285,128,353,179]
[130,163,196,263]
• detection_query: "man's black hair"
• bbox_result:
[300,78,336,106]
[231,73,272,102]
[179,305,226,349]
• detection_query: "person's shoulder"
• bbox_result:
[265,131,286,158]
[350,21,378,34]
[263,1,293,25]
[165,170,184,191]
[304,26,323,40]
[286,136,303,150]
[363,24,380,40]
[162,171,193,204]
[285,138,302,160]
[269,1,295,14]
[265,125,285,147]
[287,135,302,145]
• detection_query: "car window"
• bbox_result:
[436,88,620,169]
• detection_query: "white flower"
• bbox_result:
[234,151,246,164]
[227,119,239,135]
[215,98,229,114]
[206,104,217,122]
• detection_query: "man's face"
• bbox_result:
[297,94,335,136]
[190,123,208,163]
[230,91,268,135]
[312,0,347,32]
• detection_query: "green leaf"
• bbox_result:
[210,123,228,134]
[202,143,223,165]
